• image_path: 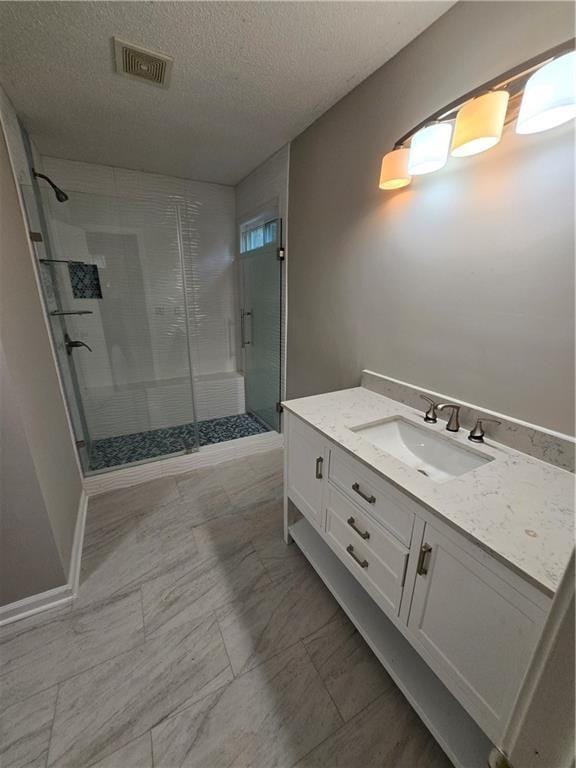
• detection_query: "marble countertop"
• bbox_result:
[283,387,574,596]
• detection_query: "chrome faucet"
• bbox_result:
[420,395,440,423]
[468,418,501,443]
[438,403,461,432]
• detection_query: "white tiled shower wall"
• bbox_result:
[39,156,243,438]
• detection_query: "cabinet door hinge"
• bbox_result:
[276,402,284,414]
[276,247,285,261]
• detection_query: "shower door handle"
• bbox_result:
[240,309,252,347]
[240,309,249,348]
[245,311,253,346]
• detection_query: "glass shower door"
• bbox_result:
[26,186,200,473]
[240,218,282,431]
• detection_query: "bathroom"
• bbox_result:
[0,2,573,767]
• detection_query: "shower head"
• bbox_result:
[32,170,69,202]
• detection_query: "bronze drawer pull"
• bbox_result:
[352,482,376,504]
[417,543,433,576]
[315,456,323,479]
[347,517,370,540]
[346,544,368,569]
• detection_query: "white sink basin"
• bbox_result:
[351,416,492,482]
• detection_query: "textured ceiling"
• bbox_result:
[0,1,454,185]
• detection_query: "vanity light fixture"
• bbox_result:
[378,39,574,191]
[408,123,453,175]
[379,148,411,189]
[516,50,576,134]
[451,90,510,157]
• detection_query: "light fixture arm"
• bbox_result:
[393,38,575,149]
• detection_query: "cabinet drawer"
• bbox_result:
[325,484,409,617]
[328,446,415,546]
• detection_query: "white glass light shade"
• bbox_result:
[517,51,576,135]
[408,123,453,175]
[379,148,411,190]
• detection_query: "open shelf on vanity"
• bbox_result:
[289,517,493,768]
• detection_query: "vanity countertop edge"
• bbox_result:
[282,387,574,598]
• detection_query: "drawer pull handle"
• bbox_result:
[417,543,433,576]
[352,482,376,504]
[347,517,370,540]
[346,544,368,569]
[315,456,323,479]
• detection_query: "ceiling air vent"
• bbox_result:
[113,38,173,88]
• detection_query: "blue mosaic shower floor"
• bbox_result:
[88,414,271,472]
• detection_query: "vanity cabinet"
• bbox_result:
[284,412,549,756]
[406,522,546,742]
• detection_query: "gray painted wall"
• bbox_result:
[0,343,65,605]
[0,115,83,593]
[287,1,574,435]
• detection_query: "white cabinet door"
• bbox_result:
[286,415,327,530]
[407,523,546,745]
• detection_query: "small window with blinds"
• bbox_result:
[240,219,278,253]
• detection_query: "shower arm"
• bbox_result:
[32,169,69,202]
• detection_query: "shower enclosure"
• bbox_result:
[21,174,283,475]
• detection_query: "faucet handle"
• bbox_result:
[420,394,440,423]
[468,418,501,444]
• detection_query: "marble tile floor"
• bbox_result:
[0,449,452,768]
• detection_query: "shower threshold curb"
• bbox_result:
[83,430,284,496]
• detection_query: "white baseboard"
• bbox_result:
[83,430,284,496]
[0,585,73,627]
[0,490,88,628]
